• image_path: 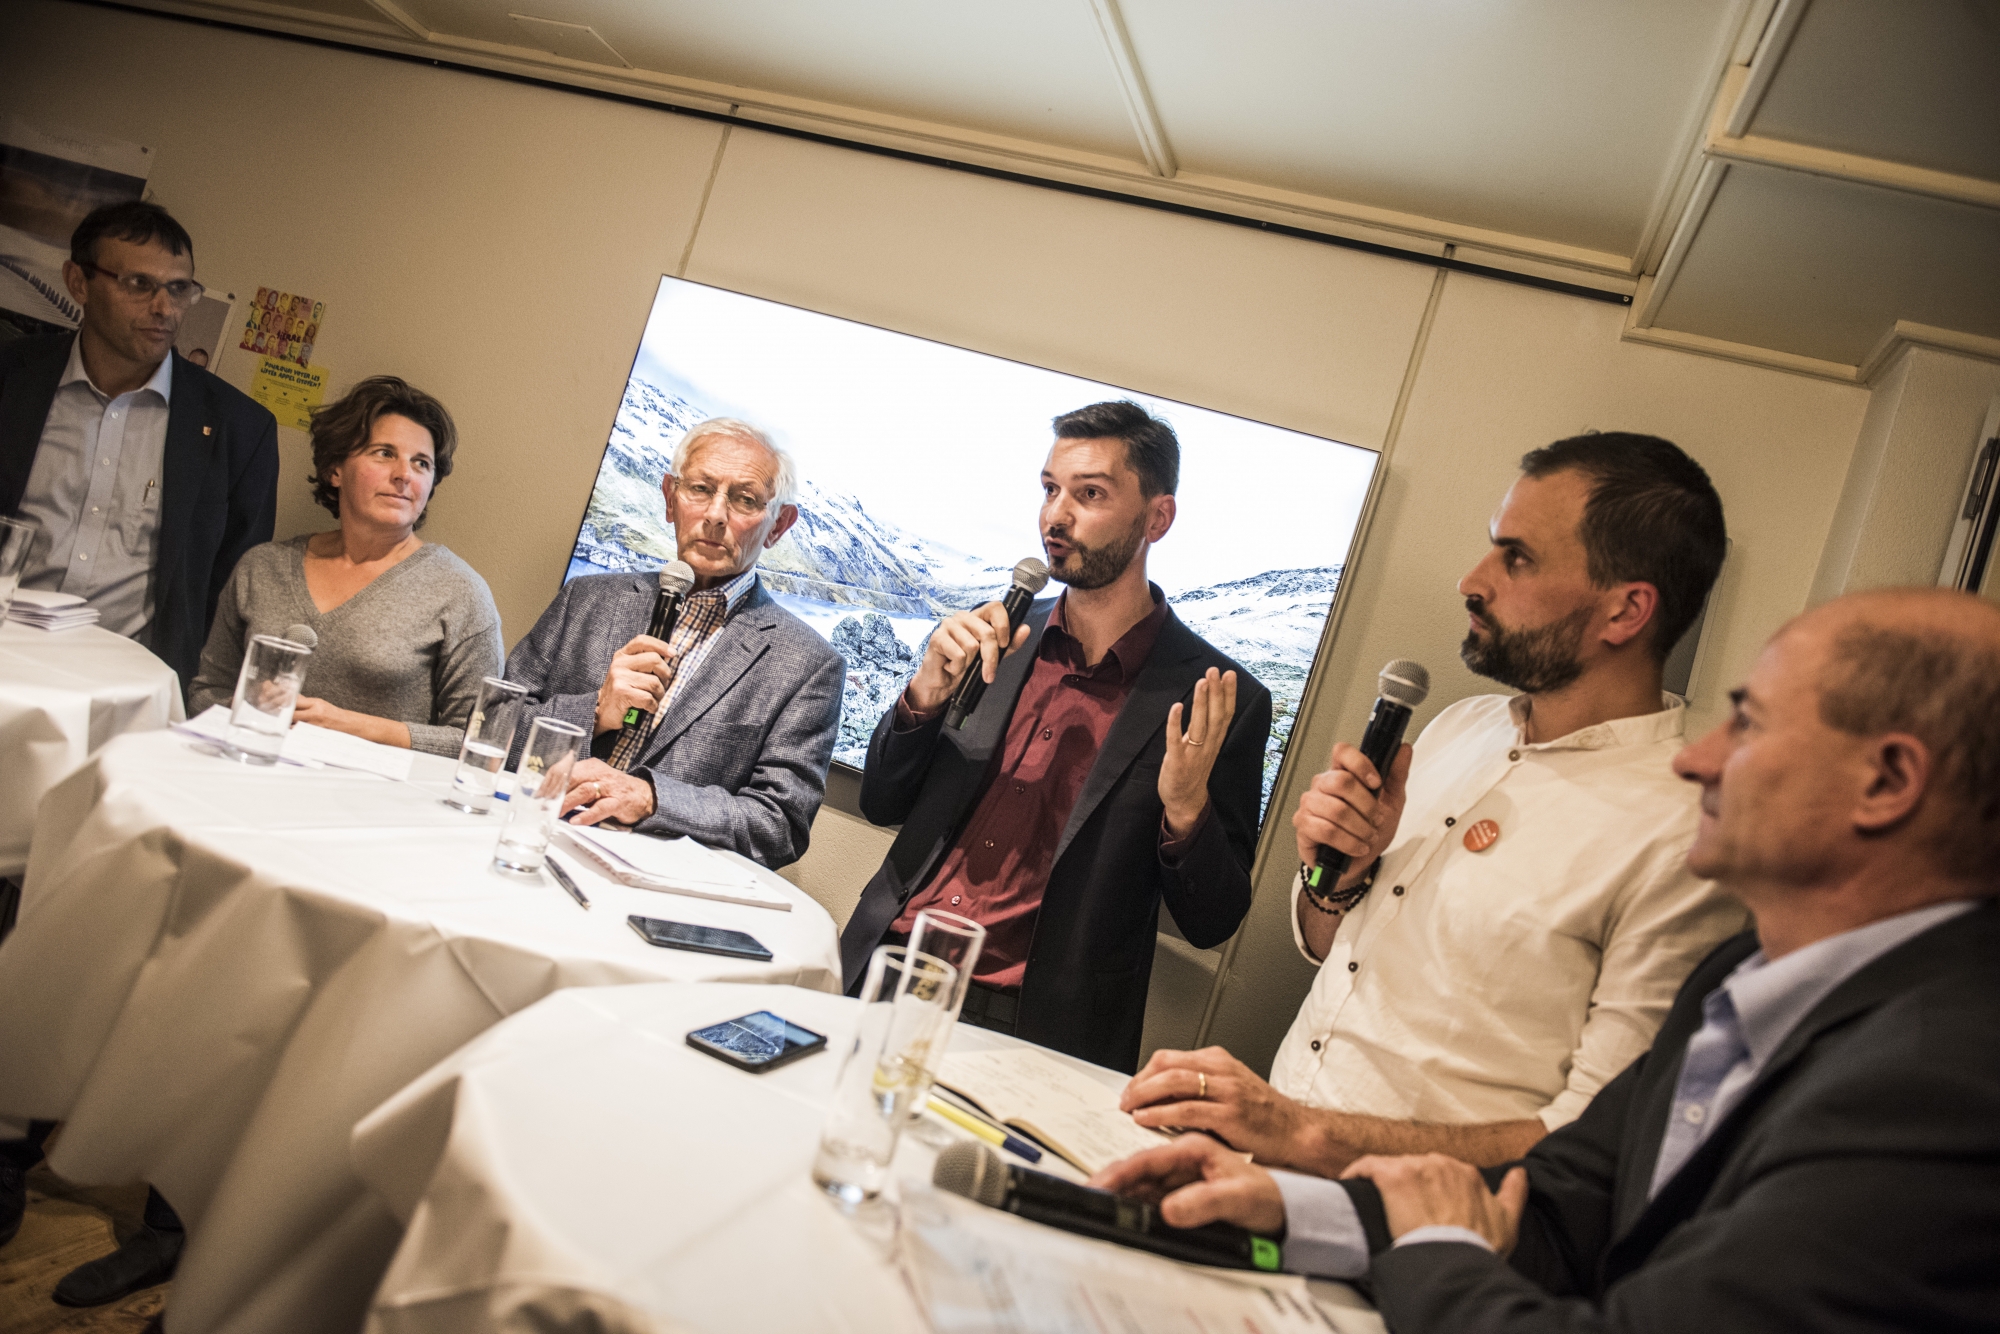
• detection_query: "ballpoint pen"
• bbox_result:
[927,1095,1043,1163]
[546,854,591,909]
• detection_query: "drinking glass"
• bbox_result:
[445,676,529,814]
[226,634,312,764]
[492,715,586,873]
[901,909,986,1127]
[812,945,958,1206]
[0,517,36,624]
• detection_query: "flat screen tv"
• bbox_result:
[566,277,1379,813]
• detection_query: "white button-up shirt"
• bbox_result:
[1270,693,1746,1131]
[17,340,172,637]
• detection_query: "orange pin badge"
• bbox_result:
[202,426,212,435]
[1463,818,1500,852]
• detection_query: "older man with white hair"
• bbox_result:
[506,418,844,867]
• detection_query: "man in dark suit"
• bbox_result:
[0,203,278,1306]
[505,418,843,868]
[1092,586,2000,1331]
[0,201,279,692]
[839,401,1272,1073]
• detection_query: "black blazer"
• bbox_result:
[1342,901,2000,1333]
[0,335,279,692]
[839,600,1272,1073]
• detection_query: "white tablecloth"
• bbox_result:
[0,621,183,876]
[0,730,841,1334]
[354,982,1387,1334]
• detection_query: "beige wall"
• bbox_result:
[6,1,1887,1071]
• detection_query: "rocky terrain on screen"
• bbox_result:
[570,374,1340,806]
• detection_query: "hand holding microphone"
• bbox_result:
[1293,660,1428,904]
[594,561,696,738]
[903,558,1049,725]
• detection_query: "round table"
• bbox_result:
[354,982,1386,1334]
[0,621,183,877]
[0,729,842,1334]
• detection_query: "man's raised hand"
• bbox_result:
[903,601,1029,717]
[1159,668,1237,839]
[594,634,673,736]
[1292,740,1413,890]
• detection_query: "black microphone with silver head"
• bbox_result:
[617,560,696,735]
[1303,658,1430,893]
[944,558,1050,730]
[282,624,318,651]
[932,1140,1281,1271]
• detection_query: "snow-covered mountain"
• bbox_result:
[568,371,1339,807]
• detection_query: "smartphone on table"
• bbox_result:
[627,915,772,962]
[686,1011,828,1073]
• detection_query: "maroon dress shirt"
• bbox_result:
[891,588,1203,989]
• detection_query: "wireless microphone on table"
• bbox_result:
[616,561,696,741]
[944,558,1050,730]
[933,1140,1281,1272]
[1303,658,1430,893]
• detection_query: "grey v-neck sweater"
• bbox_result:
[189,534,503,756]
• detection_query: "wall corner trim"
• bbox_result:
[1856,323,2000,387]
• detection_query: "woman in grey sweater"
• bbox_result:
[191,376,501,757]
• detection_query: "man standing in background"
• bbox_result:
[0,200,278,1307]
[840,401,1272,1074]
[1123,433,1744,1170]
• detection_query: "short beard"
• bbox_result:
[1046,514,1147,591]
[1460,600,1592,694]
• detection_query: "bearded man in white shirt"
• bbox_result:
[1121,432,1746,1173]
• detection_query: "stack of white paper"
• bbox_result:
[7,588,100,631]
[558,825,792,911]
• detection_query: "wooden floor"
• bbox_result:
[0,1166,166,1333]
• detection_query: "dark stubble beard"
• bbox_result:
[1045,512,1148,591]
[1460,599,1593,694]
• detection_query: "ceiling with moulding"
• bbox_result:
[115,0,2000,382]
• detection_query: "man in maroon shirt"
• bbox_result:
[838,401,1272,1072]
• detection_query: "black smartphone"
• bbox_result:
[627,915,774,961]
[686,1011,828,1073]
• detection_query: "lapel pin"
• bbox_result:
[202,426,213,436]
[1463,818,1501,852]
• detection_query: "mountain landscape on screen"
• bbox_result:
[568,375,1340,808]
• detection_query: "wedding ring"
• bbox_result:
[590,782,603,801]
[1197,1071,1208,1100]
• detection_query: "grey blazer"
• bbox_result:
[504,572,845,868]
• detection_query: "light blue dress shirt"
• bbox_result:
[1275,899,1980,1277]
[16,340,173,638]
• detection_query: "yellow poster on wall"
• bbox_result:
[251,357,329,431]
[239,287,322,368]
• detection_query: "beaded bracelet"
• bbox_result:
[1298,858,1381,914]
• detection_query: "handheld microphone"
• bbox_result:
[282,624,319,650]
[1304,658,1430,892]
[617,560,697,735]
[944,558,1050,730]
[933,1140,1281,1272]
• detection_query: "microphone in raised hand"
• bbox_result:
[282,624,318,650]
[944,558,1050,729]
[615,560,696,740]
[1303,658,1429,893]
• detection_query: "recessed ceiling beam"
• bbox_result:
[1084,0,1176,180]
[1726,0,1808,137]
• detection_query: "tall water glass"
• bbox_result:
[226,634,312,764]
[445,676,529,814]
[492,715,586,873]
[901,909,986,1125]
[0,517,36,623]
[812,945,958,1206]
